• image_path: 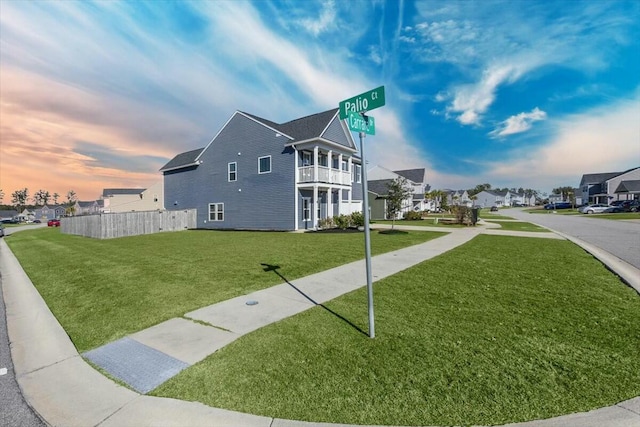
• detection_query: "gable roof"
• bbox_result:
[160,148,204,172]
[579,171,622,186]
[368,179,393,196]
[394,168,425,184]
[103,188,145,197]
[615,180,640,193]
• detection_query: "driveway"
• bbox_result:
[503,208,640,269]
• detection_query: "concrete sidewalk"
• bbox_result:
[2,226,639,427]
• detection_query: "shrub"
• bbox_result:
[318,217,334,229]
[403,211,422,221]
[350,211,365,227]
[334,214,351,230]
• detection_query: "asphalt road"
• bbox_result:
[503,208,640,269]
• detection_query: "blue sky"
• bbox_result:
[1,0,639,200]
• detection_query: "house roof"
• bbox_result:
[244,108,340,142]
[160,148,204,172]
[368,179,393,196]
[394,168,425,184]
[77,201,97,208]
[615,180,640,193]
[579,171,622,186]
[0,210,19,218]
[103,188,145,197]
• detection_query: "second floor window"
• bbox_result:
[228,162,237,182]
[258,155,271,174]
[352,164,361,183]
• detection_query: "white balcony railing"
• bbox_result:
[298,166,351,185]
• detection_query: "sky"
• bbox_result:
[1,0,639,202]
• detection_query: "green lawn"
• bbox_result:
[483,220,548,232]
[154,235,640,426]
[582,212,640,220]
[372,219,466,227]
[6,228,442,351]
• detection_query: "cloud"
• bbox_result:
[481,94,640,190]
[489,107,547,138]
[411,1,639,125]
[295,0,337,36]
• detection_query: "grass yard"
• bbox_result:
[372,219,466,228]
[479,213,515,220]
[154,235,640,426]
[6,227,443,351]
[483,220,548,232]
[582,212,640,220]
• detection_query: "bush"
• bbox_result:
[334,214,351,230]
[403,211,422,221]
[350,211,365,227]
[318,217,334,229]
[451,206,477,226]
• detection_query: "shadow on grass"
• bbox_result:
[378,229,408,235]
[261,263,369,337]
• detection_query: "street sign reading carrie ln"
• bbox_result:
[339,86,385,119]
[347,111,375,135]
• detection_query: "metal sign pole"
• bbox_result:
[359,128,375,339]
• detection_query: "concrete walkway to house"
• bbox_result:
[1,223,639,427]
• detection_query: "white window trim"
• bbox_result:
[258,155,272,174]
[352,164,362,183]
[228,162,237,182]
[302,198,311,222]
[208,203,224,221]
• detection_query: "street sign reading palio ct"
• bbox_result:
[339,86,385,119]
[347,111,375,135]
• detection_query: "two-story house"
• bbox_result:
[161,108,363,231]
[101,183,164,213]
[579,167,640,204]
[366,166,429,219]
[474,190,511,208]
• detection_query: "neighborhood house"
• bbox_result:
[161,108,364,231]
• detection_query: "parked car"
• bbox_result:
[544,202,572,210]
[578,204,621,214]
[33,219,42,223]
[490,206,499,212]
[47,218,61,227]
[614,200,640,212]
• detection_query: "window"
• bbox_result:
[258,156,271,174]
[302,198,310,221]
[318,153,328,167]
[352,164,361,183]
[341,159,349,171]
[228,162,237,182]
[209,203,224,221]
[302,152,312,166]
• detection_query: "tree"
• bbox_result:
[426,189,445,213]
[66,190,77,216]
[11,188,29,212]
[468,183,492,196]
[0,188,4,203]
[386,177,412,229]
[53,192,60,205]
[34,189,51,206]
[552,186,574,202]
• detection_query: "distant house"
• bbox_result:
[161,108,363,230]
[474,190,511,208]
[101,183,164,213]
[74,200,100,216]
[0,210,19,222]
[579,167,640,204]
[444,189,472,207]
[367,166,430,218]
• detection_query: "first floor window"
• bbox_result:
[228,162,237,182]
[258,156,271,174]
[302,198,310,221]
[209,203,224,221]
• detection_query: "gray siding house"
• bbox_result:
[161,108,363,231]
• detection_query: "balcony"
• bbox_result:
[298,166,352,186]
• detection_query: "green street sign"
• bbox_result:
[347,112,375,135]
[339,86,385,119]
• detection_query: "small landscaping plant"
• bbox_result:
[403,211,422,221]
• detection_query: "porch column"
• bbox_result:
[348,188,352,214]
[313,146,319,182]
[347,157,352,184]
[294,146,299,230]
[312,184,318,228]
[338,153,343,184]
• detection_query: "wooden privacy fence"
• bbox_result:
[61,209,197,239]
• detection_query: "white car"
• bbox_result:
[578,204,619,214]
